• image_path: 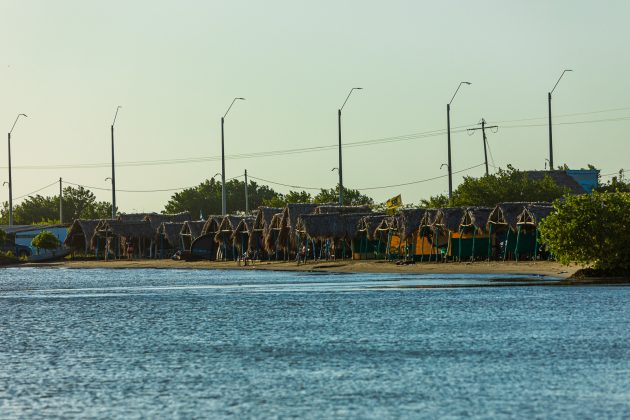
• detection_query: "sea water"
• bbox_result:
[0,268,628,418]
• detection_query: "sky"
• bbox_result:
[1,0,629,213]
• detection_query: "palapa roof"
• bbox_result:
[180,220,206,240]
[419,209,439,228]
[460,207,493,231]
[64,219,103,248]
[231,217,256,244]
[296,213,372,240]
[118,213,151,223]
[314,205,372,214]
[144,212,191,231]
[158,222,185,248]
[214,215,246,243]
[252,206,284,231]
[358,214,390,240]
[488,202,550,229]
[432,207,467,232]
[201,215,223,235]
[282,203,319,230]
[94,219,155,239]
[342,213,373,239]
[517,204,554,226]
[397,208,425,239]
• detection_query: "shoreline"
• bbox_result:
[7,259,629,286]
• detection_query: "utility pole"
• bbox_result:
[468,119,498,176]
[59,177,63,224]
[446,82,471,204]
[111,106,121,219]
[548,69,572,171]
[244,169,249,213]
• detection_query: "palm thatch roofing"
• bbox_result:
[64,219,104,250]
[517,204,555,226]
[432,207,467,233]
[460,207,493,232]
[231,216,256,246]
[214,215,246,244]
[278,203,319,245]
[144,212,191,231]
[488,202,550,229]
[314,205,372,214]
[357,214,390,240]
[263,212,286,251]
[296,213,373,240]
[158,222,185,248]
[118,213,151,223]
[419,209,439,229]
[180,221,205,240]
[201,215,223,235]
[252,206,283,231]
[396,208,425,239]
[92,220,155,246]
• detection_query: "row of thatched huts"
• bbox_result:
[63,202,554,262]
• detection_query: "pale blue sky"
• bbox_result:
[1,0,629,213]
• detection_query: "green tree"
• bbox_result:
[539,192,630,272]
[0,186,111,224]
[420,166,569,207]
[262,190,313,207]
[164,178,283,216]
[31,231,61,251]
[596,171,630,193]
[313,184,374,206]
[0,229,6,244]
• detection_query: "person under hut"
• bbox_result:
[126,241,134,261]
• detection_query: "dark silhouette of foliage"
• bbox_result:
[31,231,61,251]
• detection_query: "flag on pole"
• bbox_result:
[386,194,402,209]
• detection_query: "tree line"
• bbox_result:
[2,167,628,225]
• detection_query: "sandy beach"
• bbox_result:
[23,258,581,279]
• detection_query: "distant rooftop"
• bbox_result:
[525,170,598,194]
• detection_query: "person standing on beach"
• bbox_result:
[127,241,134,260]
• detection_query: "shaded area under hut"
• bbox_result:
[214,215,247,261]
[277,203,319,257]
[180,221,206,251]
[248,206,283,260]
[231,216,256,261]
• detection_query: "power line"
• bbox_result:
[248,163,486,192]
[489,106,630,125]
[13,180,59,201]
[62,174,245,193]
[501,115,630,129]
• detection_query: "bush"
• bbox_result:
[539,192,630,271]
[31,231,61,251]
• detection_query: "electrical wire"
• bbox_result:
[13,180,59,200]
[62,174,244,193]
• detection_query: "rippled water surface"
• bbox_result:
[1,268,629,418]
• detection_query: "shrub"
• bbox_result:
[539,192,630,271]
[31,231,61,251]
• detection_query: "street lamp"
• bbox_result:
[446,82,471,204]
[8,113,27,226]
[548,70,572,170]
[338,87,362,205]
[221,97,245,215]
[111,106,121,219]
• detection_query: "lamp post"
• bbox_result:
[221,97,245,215]
[111,106,121,219]
[338,87,362,205]
[446,82,471,204]
[548,69,572,171]
[8,113,27,226]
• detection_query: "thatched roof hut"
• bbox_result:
[92,219,155,251]
[231,217,256,249]
[489,202,550,230]
[396,208,424,240]
[157,222,185,249]
[517,204,554,227]
[357,214,390,240]
[214,215,246,245]
[296,213,372,241]
[314,205,372,214]
[419,209,439,228]
[118,213,151,223]
[460,207,493,232]
[181,221,205,241]
[248,207,283,251]
[277,203,318,247]
[263,212,286,252]
[144,212,191,231]
[432,208,467,233]
[201,215,223,236]
[64,219,104,252]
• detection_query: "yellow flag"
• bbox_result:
[386,194,402,209]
